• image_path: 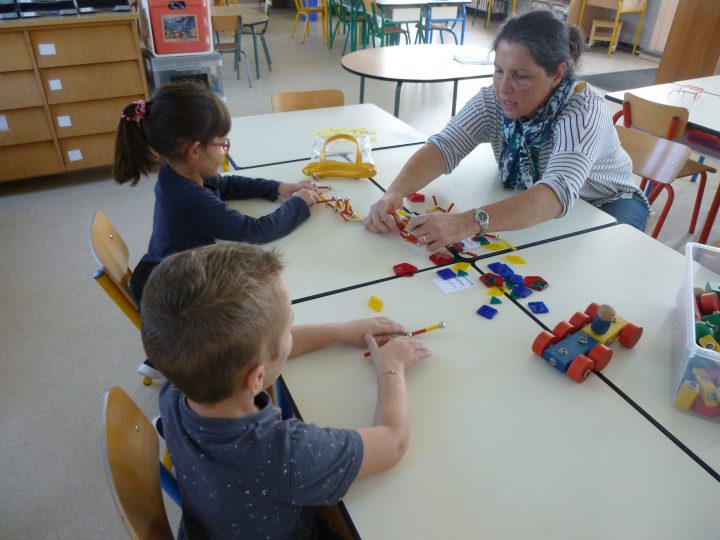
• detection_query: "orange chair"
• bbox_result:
[612,92,717,239]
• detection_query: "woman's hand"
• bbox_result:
[279,180,318,199]
[338,317,409,348]
[364,192,405,234]
[406,211,477,251]
[292,188,320,207]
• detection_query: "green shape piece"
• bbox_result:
[490,296,502,305]
[509,292,520,300]
[458,270,468,277]
[706,281,720,294]
[478,236,490,245]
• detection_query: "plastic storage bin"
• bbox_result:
[144,50,224,100]
[148,0,210,55]
[674,242,720,422]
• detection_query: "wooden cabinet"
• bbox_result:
[0,13,148,183]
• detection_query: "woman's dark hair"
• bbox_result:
[114,81,231,186]
[493,9,585,78]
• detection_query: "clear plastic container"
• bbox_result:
[674,242,720,422]
[144,50,224,100]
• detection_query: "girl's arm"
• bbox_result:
[210,174,282,201]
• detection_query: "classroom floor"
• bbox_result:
[0,9,717,539]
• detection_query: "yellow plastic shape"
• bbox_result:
[485,287,505,296]
[673,380,700,411]
[692,368,719,407]
[368,295,383,312]
[484,242,504,251]
[302,134,377,179]
[504,255,526,264]
[452,262,470,272]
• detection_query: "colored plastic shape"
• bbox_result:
[479,273,504,289]
[504,255,526,264]
[368,295,383,312]
[452,262,470,272]
[407,192,425,202]
[476,305,498,319]
[436,268,456,280]
[490,296,502,305]
[524,276,549,291]
[429,252,453,266]
[511,285,532,299]
[528,301,548,314]
[393,262,418,277]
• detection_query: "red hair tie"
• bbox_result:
[121,99,147,123]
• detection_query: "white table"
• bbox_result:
[487,224,720,477]
[227,104,426,169]
[674,75,720,98]
[283,269,720,538]
[375,0,472,44]
[371,144,617,250]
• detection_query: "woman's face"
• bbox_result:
[493,40,567,119]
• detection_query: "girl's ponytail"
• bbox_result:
[113,100,160,186]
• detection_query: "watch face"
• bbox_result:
[476,210,489,223]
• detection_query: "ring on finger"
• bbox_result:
[422,235,428,245]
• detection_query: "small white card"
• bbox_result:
[57,115,72,128]
[38,43,57,56]
[67,149,83,161]
[48,79,62,91]
[0,115,8,132]
[432,275,476,294]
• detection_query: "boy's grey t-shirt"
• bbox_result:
[159,383,364,540]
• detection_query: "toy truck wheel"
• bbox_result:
[569,311,591,331]
[552,321,574,340]
[567,355,595,383]
[618,323,643,348]
[588,343,613,371]
[585,303,599,319]
[532,331,557,357]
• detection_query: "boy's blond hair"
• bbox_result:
[141,243,286,403]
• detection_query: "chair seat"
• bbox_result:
[677,159,717,178]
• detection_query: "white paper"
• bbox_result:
[48,79,62,91]
[0,115,8,132]
[67,149,83,162]
[57,115,72,128]
[432,275,476,294]
[38,43,57,56]
[453,54,493,65]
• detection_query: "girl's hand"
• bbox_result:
[406,211,477,251]
[293,188,320,207]
[364,192,404,234]
[364,334,432,375]
[279,180,318,199]
[339,317,408,348]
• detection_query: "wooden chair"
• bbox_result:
[615,126,692,235]
[102,386,174,540]
[211,14,252,87]
[290,0,327,44]
[578,0,646,57]
[612,92,717,240]
[90,212,157,386]
[271,89,344,112]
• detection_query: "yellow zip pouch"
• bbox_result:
[302,133,377,179]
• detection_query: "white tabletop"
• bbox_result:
[488,224,720,475]
[227,104,426,169]
[371,144,617,249]
[674,75,720,97]
[283,269,720,538]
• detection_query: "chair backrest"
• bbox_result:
[263,0,271,15]
[616,125,691,184]
[621,92,690,140]
[103,386,174,540]
[90,212,140,327]
[271,89,345,112]
[212,14,242,51]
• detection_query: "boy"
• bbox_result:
[141,243,432,539]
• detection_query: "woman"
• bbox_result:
[364,9,649,252]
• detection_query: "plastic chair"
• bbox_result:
[612,92,717,239]
[271,89,344,112]
[415,3,465,44]
[212,14,252,87]
[102,386,175,540]
[241,0,272,77]
[362,0,412,47]
[290,0,327,44]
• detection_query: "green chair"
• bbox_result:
[241,0,272,77]
[362,0,412,47]
[328,0,368,53]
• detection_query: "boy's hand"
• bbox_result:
[292,188,320,207]
[339,317,408,348]
[364,334,432,375]
[279,180,318,199]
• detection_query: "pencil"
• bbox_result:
[363,322,446,357]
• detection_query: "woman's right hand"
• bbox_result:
[364,334,432,376]
[293,188,320,207]
[363,192,404,234]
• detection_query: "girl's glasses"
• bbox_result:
[210,138,231,154]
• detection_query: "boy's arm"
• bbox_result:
[289,318,409,358]
[356,335,432,478]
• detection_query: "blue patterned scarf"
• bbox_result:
[499,77,577,190]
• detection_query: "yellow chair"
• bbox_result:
[290,0,327,44]
[90,212,154,386]
[271,89,344,112]
[102,386,174,540]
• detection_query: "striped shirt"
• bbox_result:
[427,83,647,216]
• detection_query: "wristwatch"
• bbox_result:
[473,207,490,235]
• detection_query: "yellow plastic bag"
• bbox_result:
[302,134,377,179]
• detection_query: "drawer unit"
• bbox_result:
[0,107,53,146]
[0,142,64,182]
[51,95,144,138]
[0,13,148,182]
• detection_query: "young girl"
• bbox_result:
[114,82,318,381]
[114,81,319,303]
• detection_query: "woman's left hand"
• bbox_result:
[407,211,476,251]
[278,180,318,199]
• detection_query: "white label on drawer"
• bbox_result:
[67,149,83,162]
[38,43,57,56]
[57,115,72,128]
[0,115,8,132]
[48,79,62,91]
